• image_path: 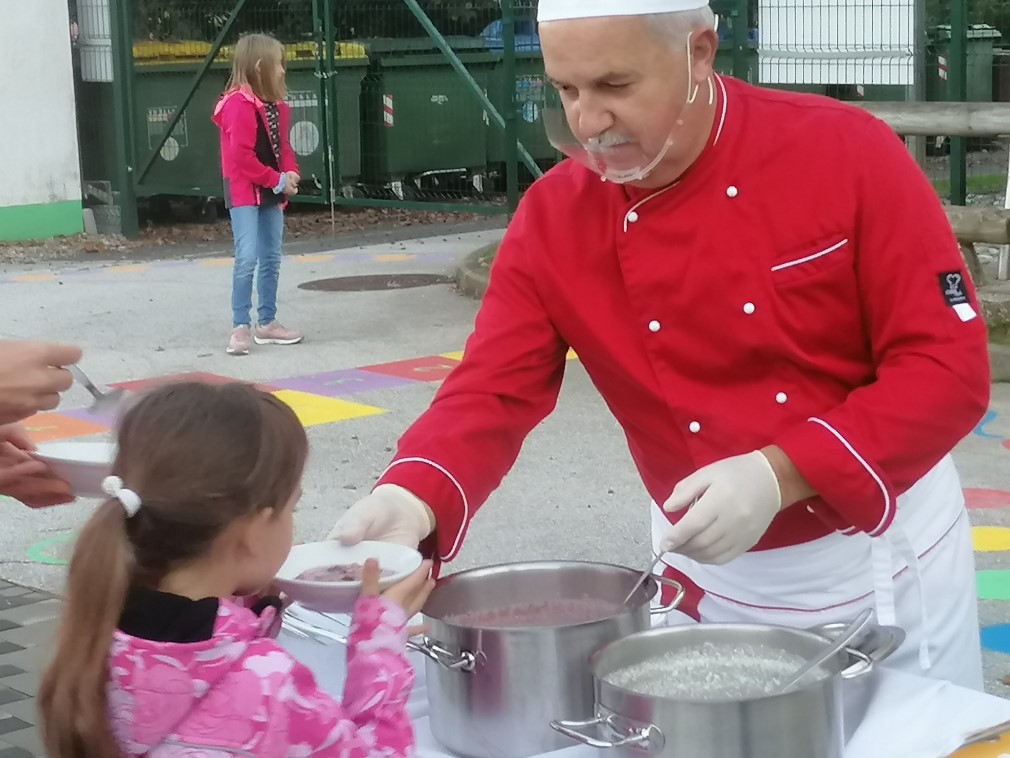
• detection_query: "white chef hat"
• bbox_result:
[537,0,710,23]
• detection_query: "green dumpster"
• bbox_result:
[994,46,1010,102]
[128,45,368,200]
[927,24,1002,102]
[359,38,497,193]
[130,60,232,197]
[286,56,369,197]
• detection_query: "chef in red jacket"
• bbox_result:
[332,0,991,688]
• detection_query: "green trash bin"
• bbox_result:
[127,46,367,201]
[130,59,232,197]
[359,37,496,195]
[927,24,1002,102]
[285,55,369,197]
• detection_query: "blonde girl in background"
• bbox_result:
[213,33,304,356]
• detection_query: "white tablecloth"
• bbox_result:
[278,608,1010,758]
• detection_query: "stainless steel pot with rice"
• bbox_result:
[550,621,898,758]
[411,560,685,758]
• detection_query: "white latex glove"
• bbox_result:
[328,483,435,548]
[660,451,782,565]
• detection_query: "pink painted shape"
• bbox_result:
[964,488,1010,511]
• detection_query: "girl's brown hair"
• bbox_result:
[225,32,287,102]
[37,381,308,758]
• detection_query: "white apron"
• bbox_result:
[651,454,983,690]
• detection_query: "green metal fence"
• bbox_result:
[71,0,1005,235]
[750,0,1008,207]
[71,0,753,236]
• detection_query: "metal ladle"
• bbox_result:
[69,364,126,416]
[623,496,700,605]
[774,608,874,695]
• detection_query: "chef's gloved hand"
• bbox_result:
[660,451,783,565]
[328,483,436,548]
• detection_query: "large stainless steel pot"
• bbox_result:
[411,560,685,758]
[550,623,878,758]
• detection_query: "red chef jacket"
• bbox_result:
[376,74,990,564]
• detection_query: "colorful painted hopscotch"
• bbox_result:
[20,349,578,440]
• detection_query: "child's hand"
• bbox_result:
[360,559,435,623]
[283,171,299,195]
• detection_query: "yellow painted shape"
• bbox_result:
[439,349,574,362]
[199,257,233,267]
[951,728,1010,756]
[13,273,57,283]
[21,413,107,442]
[271,390,385,427]
[374,253,416,262]
[294,254,333,263]
[107,264,149,273]
[971,526,1010,553]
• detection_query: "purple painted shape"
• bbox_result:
[271,368,416,397]
[59,405,121,430]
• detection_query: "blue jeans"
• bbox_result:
[229,204,284,328]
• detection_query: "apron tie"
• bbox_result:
[870,528,931,671]
[892,527,932,671]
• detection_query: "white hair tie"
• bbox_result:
[102,476,142,517]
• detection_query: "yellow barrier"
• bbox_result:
[133,40,367,64]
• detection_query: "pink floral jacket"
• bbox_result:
[107,595,416,756]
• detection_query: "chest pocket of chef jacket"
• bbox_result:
[768,235,865,361]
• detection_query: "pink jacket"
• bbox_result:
[211,87,299,208]
[107,596,417,757]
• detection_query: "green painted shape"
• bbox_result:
[0,200,83,242]
[976,569,1010,601]
[25,533,73,566]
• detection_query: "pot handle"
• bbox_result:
[550,715,663,751]
[839,647,874,681]
[406,636,476,673]
[650,576,686,616]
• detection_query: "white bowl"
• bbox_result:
[274,540,423,613]
[32,441,116,499]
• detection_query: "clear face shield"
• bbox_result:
[542,26,717,184]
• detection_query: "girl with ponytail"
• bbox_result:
[37,381,434,757]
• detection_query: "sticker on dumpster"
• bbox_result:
[160,136,181,162]
[290,121,320,156]
[286,91,320,110]
[147,106,189,151]
[430,95,448,105]
[515,76,545,123]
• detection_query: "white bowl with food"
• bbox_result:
[274,540,424,613]
[31,441,116,499]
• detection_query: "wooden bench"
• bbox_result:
[945,207,1010,284]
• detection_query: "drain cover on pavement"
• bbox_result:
[298,273,454,292]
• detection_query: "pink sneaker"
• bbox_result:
[254,321,303,346]
[227,326,251,356]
